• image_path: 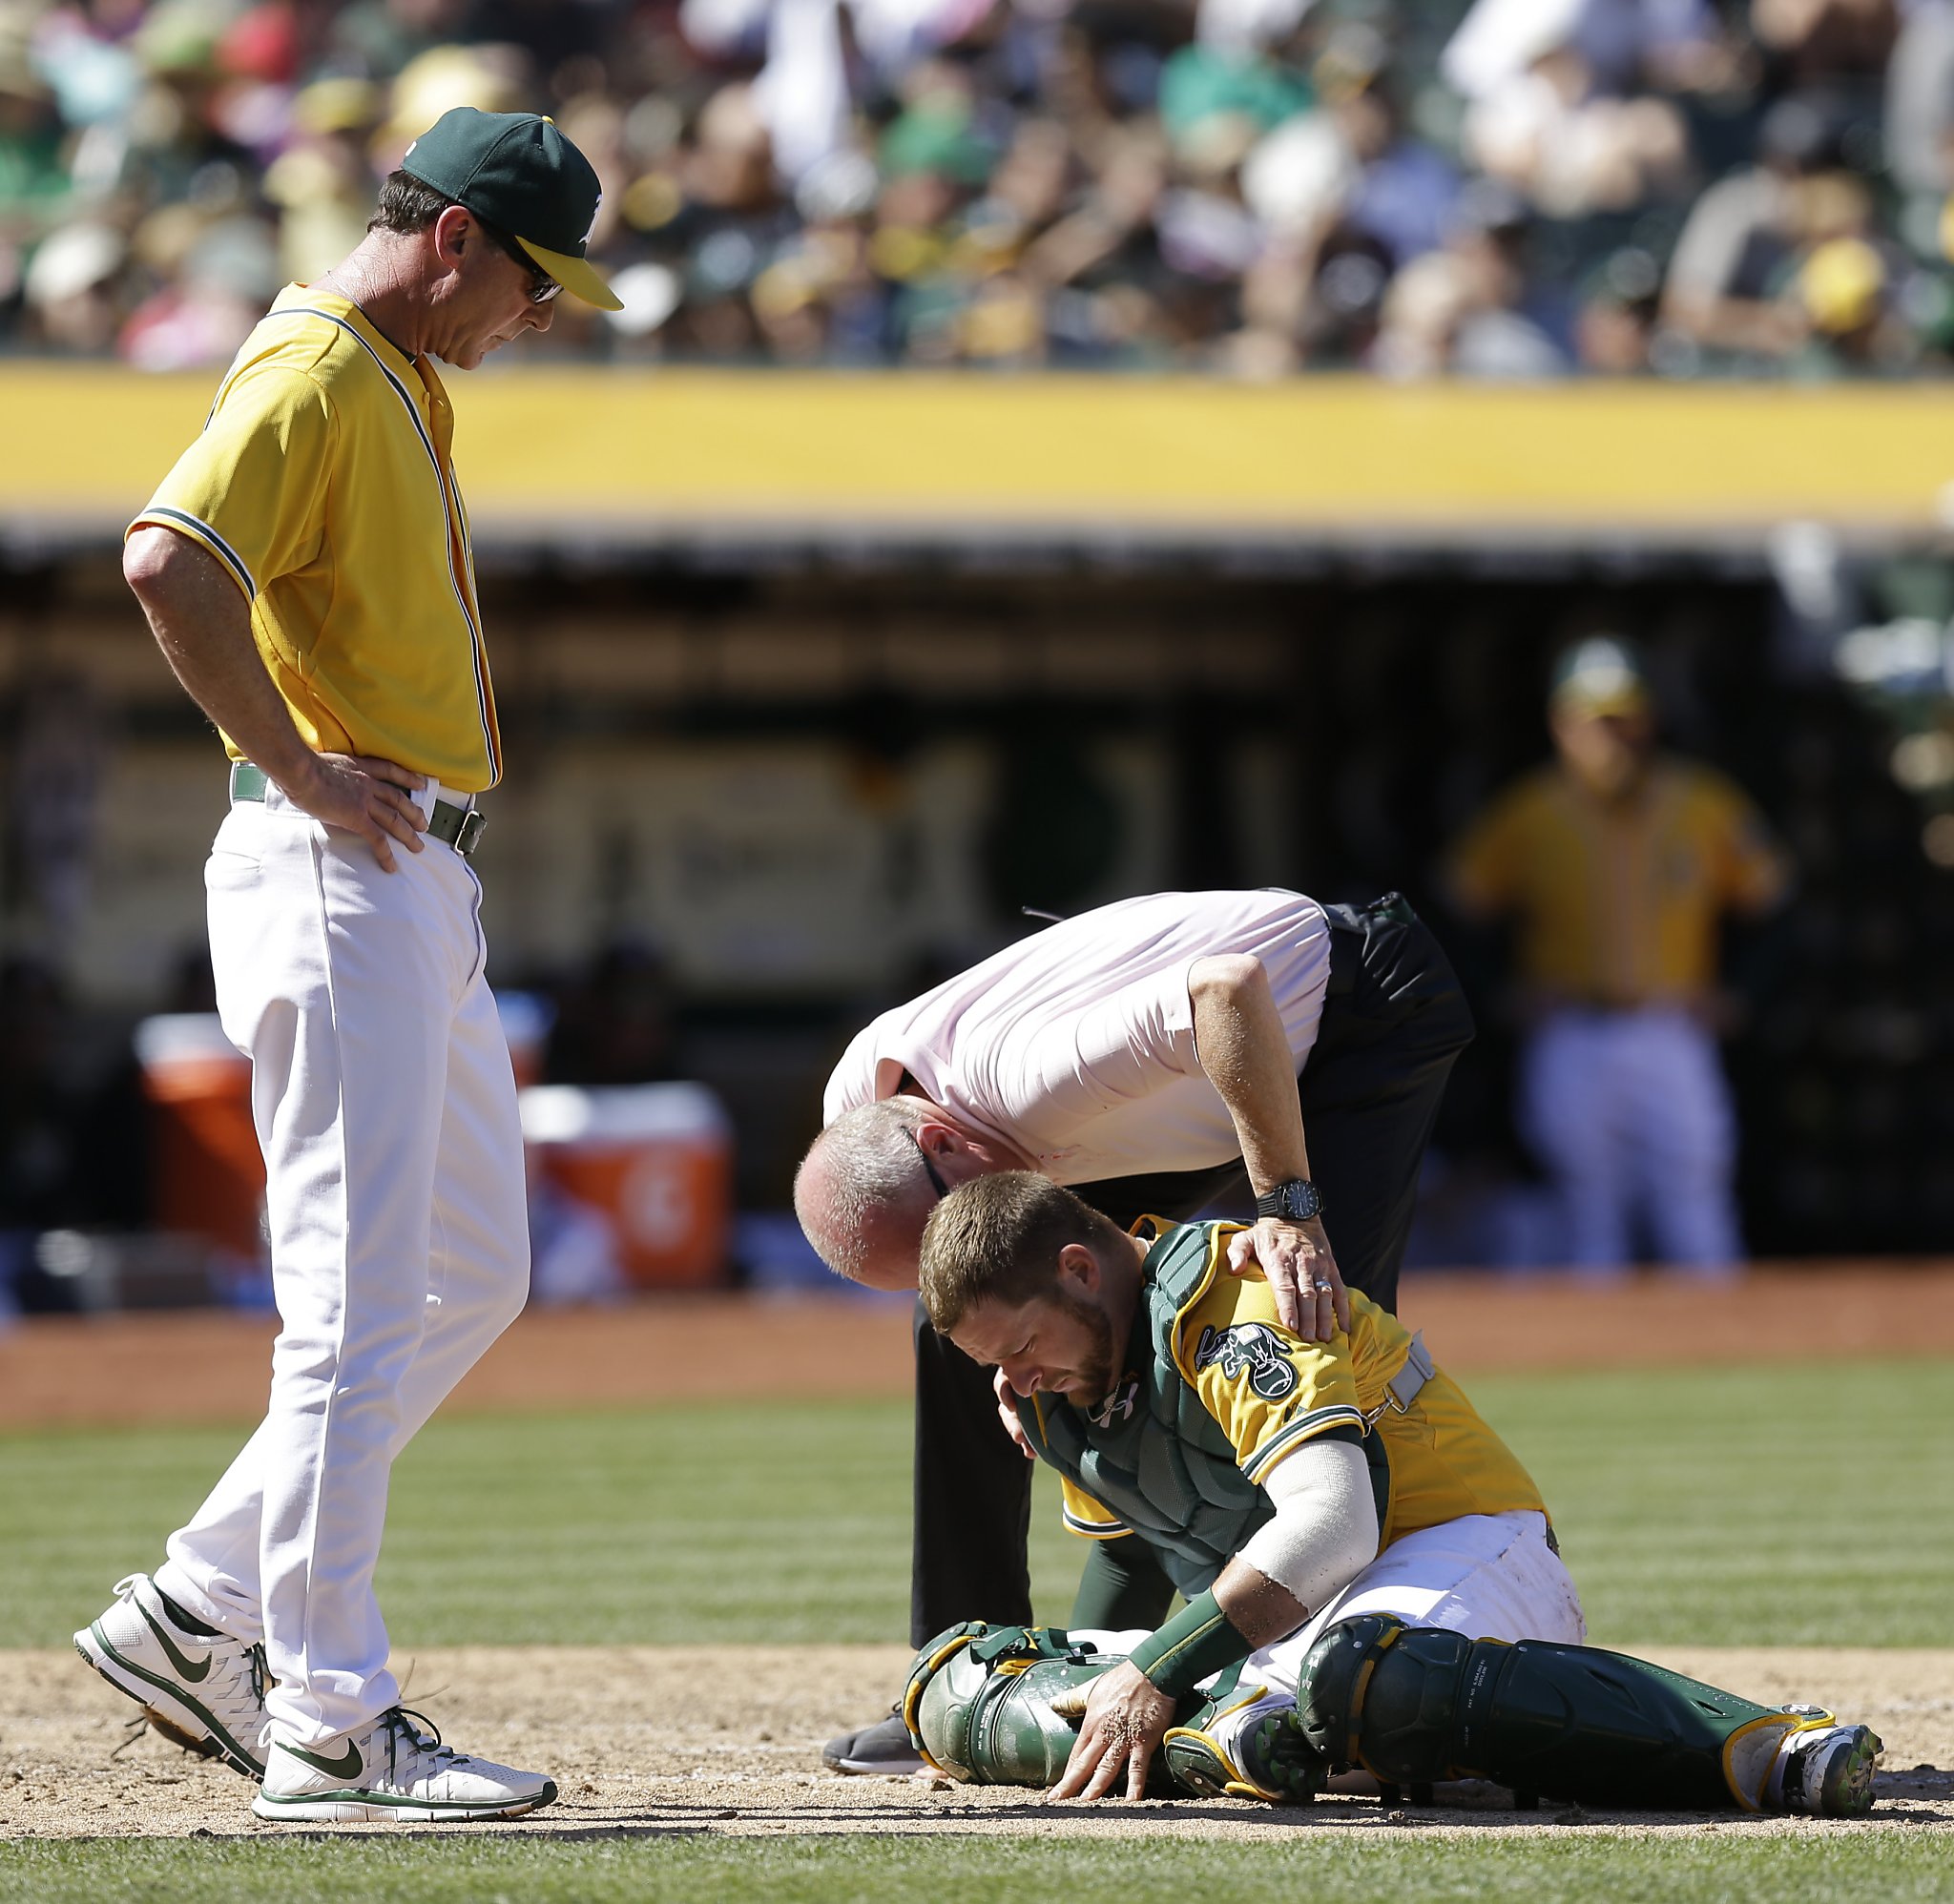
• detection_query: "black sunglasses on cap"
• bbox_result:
[474,216,562,303]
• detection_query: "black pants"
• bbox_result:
[907,895,1475,1645]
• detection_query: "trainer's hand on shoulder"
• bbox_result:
[1226,1217,1350,1341]
[285,755,429,873]
[1050,1661,1174,1803]
[992,1366,1036,1459]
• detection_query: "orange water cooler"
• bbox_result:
[133,1013,265,1263]
[519,1084,733,1289]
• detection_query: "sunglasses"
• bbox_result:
[908,1128,952,1201]
[476,217,562,304]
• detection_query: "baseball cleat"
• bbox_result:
[253,1707,557,1823]
[1771,1715,1882,1819]
[74,1573,270,1779]
[1163,1725,1278,1801]
[822,1707,927,1777]
[1164,1709,1322,1804]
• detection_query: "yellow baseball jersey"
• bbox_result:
[1447,758,1787,1004]
[1058,1224,1546,1555]
[129,284,502,792]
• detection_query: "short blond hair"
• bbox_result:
[919,1172,1128,1335]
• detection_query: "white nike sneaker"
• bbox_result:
[74,1573,270,1779]
[252,1707,559,1823]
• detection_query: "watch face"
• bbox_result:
[1260,1180,1320,1222]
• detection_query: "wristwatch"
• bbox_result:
[1255,1178,1323,1224]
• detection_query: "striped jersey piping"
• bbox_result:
[142,504,258,600]
[1240,1404,1366,1483]
[1060,1503,1131,1539]
[206,306,499,788]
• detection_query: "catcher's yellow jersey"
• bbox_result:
[130,284,502,793]
[1446,757,1786,1004]
[1058,1223,1546,1554]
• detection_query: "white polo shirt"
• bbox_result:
[822,890,1332,1185]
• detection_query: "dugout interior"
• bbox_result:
[2,539,1948,1265]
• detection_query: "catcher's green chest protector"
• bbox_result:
[1016,1227,1271,1600]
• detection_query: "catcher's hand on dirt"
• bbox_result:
[1050,1661,1174,1802]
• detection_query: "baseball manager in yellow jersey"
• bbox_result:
[73,110,620,1827]
[1447,637,1790,1273]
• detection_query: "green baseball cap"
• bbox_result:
[402,106,622,311]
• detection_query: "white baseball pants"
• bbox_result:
[1216,1508,1586,1753]
[1518,1005,1742,1273]
[1080,1508,1585,1763]
[154,785,530,1745]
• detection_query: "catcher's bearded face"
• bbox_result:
[949,1276,1120,1407]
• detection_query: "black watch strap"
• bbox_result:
[1255,1178,1323,1223]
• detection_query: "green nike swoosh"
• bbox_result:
[135,1601,211,1684]
[280,1736,366,1780]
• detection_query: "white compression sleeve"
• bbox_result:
[1236,1436,1379,1615]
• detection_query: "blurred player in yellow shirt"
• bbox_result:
[1447,638,1790,1272]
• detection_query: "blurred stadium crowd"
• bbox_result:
[5,0,1954,375]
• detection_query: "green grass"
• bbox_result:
[1469,1358,1954,1647]
[4,1831,1953,1904]
[3,1357,1949,1652]
[9,1359,1950,1895]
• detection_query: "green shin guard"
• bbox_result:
[904,1624,1143,1790]
[1297,1614,1792,1811]
[903,1625,1297,1799]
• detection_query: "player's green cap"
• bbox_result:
[1549,636,1652,717]
[401,106,622,311]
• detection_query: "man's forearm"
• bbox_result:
[1191,950,1347,1335]
[124,527,319,794]
[127,526,430,872]
[1210,1555,1311,1649]
[1131,1438,1378,1695]
[1225,1435,1377,1635]
[1120,1560,1305,1699]
[1187,955,1310,1194]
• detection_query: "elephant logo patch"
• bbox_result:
[1194,1322,1299,1401]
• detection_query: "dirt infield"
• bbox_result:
[9,1644,1949,1842]
[6,1261,1954,1429]
[8,1273,1945,1851]
[10,1272,1951,1847]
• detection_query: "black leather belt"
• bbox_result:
[228,761,486,859]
